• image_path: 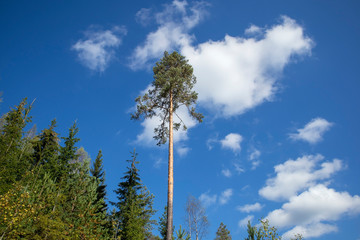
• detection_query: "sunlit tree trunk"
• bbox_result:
[166,91,174,240]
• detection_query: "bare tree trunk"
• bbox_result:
[166,91,174,240]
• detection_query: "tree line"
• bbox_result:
[0,51,303,239]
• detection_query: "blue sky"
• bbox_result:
[1,0,360,239]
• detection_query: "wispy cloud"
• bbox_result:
[72,26,127,72]
[221,168,232,178]
[249,148,261,169]
[219,188,233,205]
[135,8,152,26]
[289,117,333,144]
[238,215,254,227]
[199,192,217,207]
[176,146,191,157]
[259,154,343,201]
[237,202,263,213]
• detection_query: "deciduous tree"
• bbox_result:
[185,195,209,240]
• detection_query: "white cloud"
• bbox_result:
[154,157,165,169]
[135,8,152,26]
[249,148,261,169]
[289,117,333,144]
[245,24,262,35]
[130,0,208,69]
[237,202,263,213]
[259,154,343,201]
[220,133,243,153]
[219,188,233,205]
[238,215,254,227]
[282,223,337,240]
[206,137,218,150]
[136,104,197,146]
[266,184,360,239]
[176,146,190,156]
[221,168,232,178]
[233,163,245,174]
[182,16,313,117]
[72,26,126,72]
[199,192,217,207]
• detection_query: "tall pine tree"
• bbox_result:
[112,150,156,239]
[132,51,203,240]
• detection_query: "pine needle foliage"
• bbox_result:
[215,222,232,240]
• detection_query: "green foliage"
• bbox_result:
[131,51,203,145]
[245,219,281,240]
[0,98,33,194]
[58,121,80,181]
[159,206,175,240]
[176,225,190,240]
[112,150,156,239]
[290,233,304,240]
[245,219,304,240]
[32,119,60,178]
[91,150,108,214]
[0,99,111,239]
[215,222,232,240]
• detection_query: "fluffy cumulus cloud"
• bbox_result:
[220,133,243,153]
[266,184,360,239]
[237,202,263,213]
[132,2,313,117]
[289,117,333,144]
[219,188,233,205]
[132,2,314,146]
[183,16,314,117]
[130,0,208,69]
[72,26,127,72]
[259,154,343,201]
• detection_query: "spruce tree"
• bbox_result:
[0,98,33,194]
[159,206,168,240]
[32,119,60,177]
[58,122,79,181]
[112,150,156,239]
[90,150,107,213]
[215,222,232,240]
[132,51,203,240]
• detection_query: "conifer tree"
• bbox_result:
[132,51,203,240]
[112,150,156,239]
[32,119,60,177]
[90,150,107,213]
[215,222,232,240]
[159,206,175,240]
[58,122,79,181]
[0,98,33,194]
